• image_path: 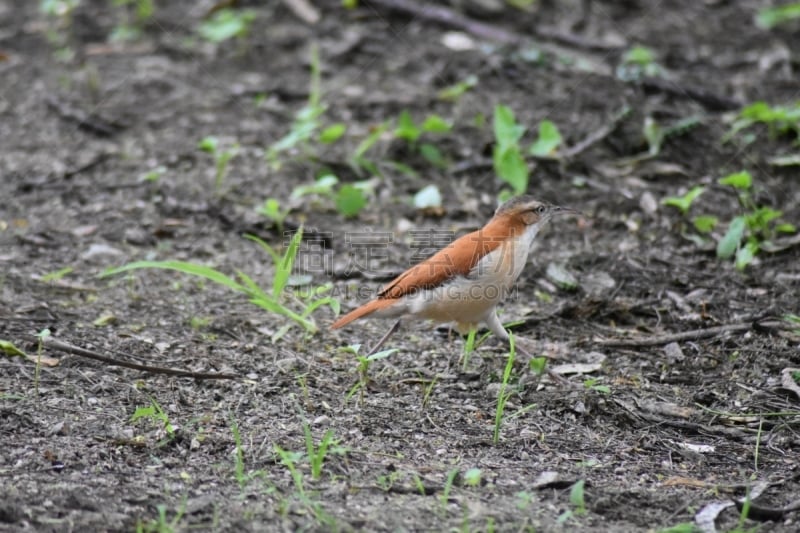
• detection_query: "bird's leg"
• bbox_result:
[484,310,571,386]
[366,319,402,356]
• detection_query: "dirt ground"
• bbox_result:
[2,0,800,531]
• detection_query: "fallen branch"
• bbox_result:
[364,0,611,74]
[595,322,771,348]
[39,336,239,380]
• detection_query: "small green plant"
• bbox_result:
[715,170,796,269]
[257,198,291,231]
[40,266,73,282]
[343,344,399,403]
[39,0,80,61]
[110,0,154,41]
[493,105,528,197]
[724,101,800,143]
[437,74,478,102]
[34,328,51,397]
[197,136,238,194]
[463,468,482,488]
[268,43,325,164]
[393,110,452,168]
[756,3,800,29]
[102,229,339,337]
[617,45,663,80]
[557,479,587,524]
[440,468,459,507]
[131,396,175,438]
[135,499,187,533]
[461,327,478,371]
[583,378,610,394]
[493,331,516,444]
[303,423,343,480]
[198,8,255,44]
[529,120,563,157]
[656,523,700,533]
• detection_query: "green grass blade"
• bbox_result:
[101,260,246,293]
[273,227,303,298]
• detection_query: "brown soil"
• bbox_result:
[2,1,799,531]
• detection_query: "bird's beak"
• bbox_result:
[552,205,583,217]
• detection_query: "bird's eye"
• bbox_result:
[535,205,547,214]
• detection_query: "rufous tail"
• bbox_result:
[330,298,396,329]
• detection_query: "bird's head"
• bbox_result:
[495,195,579,227]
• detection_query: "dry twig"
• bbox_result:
[39,336,239,380]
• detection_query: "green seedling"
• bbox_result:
[131,396,175,438]
[135,499,187,533]
[110,0,154,41]
[392,110,452,169]
[349,122,389,176]
[583,378,610,394]
[319,123,346,144]
[662,186,705,215]
[268,44,324,164]
[437,74,478,102]
[257,198,290,231]
[139,165,166,183]
[715,170,796,269]
[441,468,459,507]
[342,344,398,403]
[493,104,528,198]
[335,184,368,218]
[102,228,338,337]
[529,356,548,376]
[461,327,478,371]
[39,0,79,61]
[529,119,563,157]
[197,136,239,194]
[617,45,663,80]
[724,101,800,143]
[557,479,587,524]
[463,468,482,488]
[198,8,255,44]
[34,328,50,397]
[289,174,371,219]
[303,423,345,480]
[756,3,800,29]
[493,330,516,444]
[40,266,73,282]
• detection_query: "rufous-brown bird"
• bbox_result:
[331,195,578,354]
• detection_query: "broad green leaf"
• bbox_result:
[719,171,752,190]
[197,136,218,153]
[319,123,346,144]
[776,223,797,233]
[692,215,718,234]
[529,119,562,157]
[494,147,528,194]
[493,105,525,147]
[394,110,420,142]
[735,241,758,270]
[0,339,26,357]
[717,216,746,259]
[421,115,451,133]
[198,9,255,43]
[419,143,446,168]
[661,186,705,215]
[756,3,800,29]
[335,185,367,218]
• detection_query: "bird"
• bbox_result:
[331,195,578,354]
